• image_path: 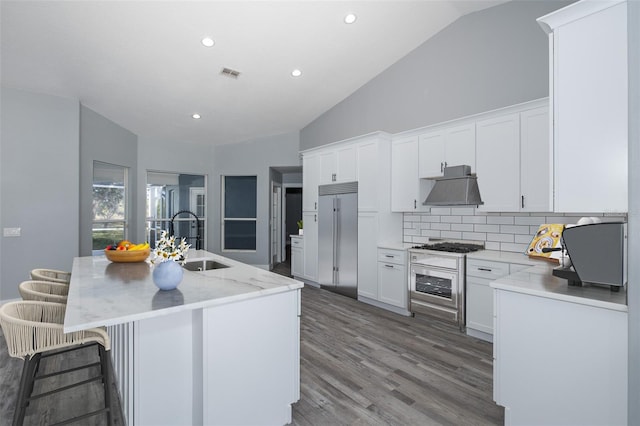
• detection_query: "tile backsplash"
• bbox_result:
[403,207,627,253]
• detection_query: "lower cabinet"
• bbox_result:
[302,211,318,282]
[290,236,303,277]
[358,246,410,316]
[493,288,627,425]
[466,259,528,342]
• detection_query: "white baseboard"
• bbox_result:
[357,295,412,317]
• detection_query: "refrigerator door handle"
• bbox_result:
[333,196,339,285]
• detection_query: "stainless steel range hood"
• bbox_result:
[423,165,483,206]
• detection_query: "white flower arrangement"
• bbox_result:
[150,230,191,265]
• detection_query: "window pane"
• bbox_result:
[224,176,257,218]
[224,220,256,250]
[93,162,126,221]
[92,221,125,250]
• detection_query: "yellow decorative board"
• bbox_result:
[526,224,564,263]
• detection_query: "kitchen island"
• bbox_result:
[64,250,304,426]
[491,263,627,426]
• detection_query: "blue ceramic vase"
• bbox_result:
[152,261,183,291]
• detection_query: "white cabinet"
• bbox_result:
[466,259,512,342]
[357,213,379,300]
[476,105,551,212]
[419,123,476,178]
[357,137,391,212]
[476,113,521,212]
[493,288,627,425]
[538,0,627,213]
[377,249,408,309]
[302,211,318,281]
[391,135,425,212]
[290,236,303,277]
[319,145,356,184]
[302,154,320,211]
[520,106,552,212]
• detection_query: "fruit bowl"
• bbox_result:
[104,248,151,263]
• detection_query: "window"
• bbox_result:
[92,161,127,253]
[146,172,206,250]
[222,176,257,250]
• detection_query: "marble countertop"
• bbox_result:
[490,262,627,312]
[64,250,304,332]
[467,249,542,266]
[378,241,415,250]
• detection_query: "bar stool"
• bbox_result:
[0,301,112,425]
[19,280,68,304]
[29,268,71,285]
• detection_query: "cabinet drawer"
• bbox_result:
[291,237,304,249]
[467,259,510,280]
[377,249,406,265]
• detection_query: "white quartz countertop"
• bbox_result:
[467,250,542,266]
[378,241,415,250]
[64,250,303,332]
[490,262,627,312]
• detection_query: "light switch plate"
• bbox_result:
[3,227,21,237]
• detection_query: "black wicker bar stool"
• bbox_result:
[0,301,112,425]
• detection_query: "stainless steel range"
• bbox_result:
[409,241,483,330]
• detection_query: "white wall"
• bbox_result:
[0,87,79,299]
[212,132,301,266]
[300,0,573,150]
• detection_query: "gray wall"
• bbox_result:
[301,0,572,150]
[628,0,639,422]
[136,136,214,249]
[0,87,79,299]
[79,105,138,256]
[212,131,301,266]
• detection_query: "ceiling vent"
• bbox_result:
[220,67,241,79]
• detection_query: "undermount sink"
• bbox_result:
[183,259,230,272]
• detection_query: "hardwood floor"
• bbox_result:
[0,285,502,425]
[292,285,503,426]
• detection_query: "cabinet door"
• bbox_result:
[466,277,494,335]
[319,151,337,184]
[377,263,407,308]
[302,154,320,211]
[291,247,303,277]
[391,136,420,212]
[357,140,378,212]
[520,106,552,212]
[476,113,520,212]
[418,130,445,178]
[357,213,378,300]
[336,145,357,183]
[445,123,476,171]
[302,212,318,281]
[552,2,627,213]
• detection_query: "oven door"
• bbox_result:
[410,264,459,321]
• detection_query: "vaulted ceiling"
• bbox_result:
[1,1,506,146]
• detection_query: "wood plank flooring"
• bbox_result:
[1,285,502,425]
[292,285,503,425]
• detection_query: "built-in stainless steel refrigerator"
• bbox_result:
[318,182,358,299]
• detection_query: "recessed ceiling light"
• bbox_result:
[201,37,215,47]
[192,113,201,119]
[344,13,357,24]
[291,69,302,77]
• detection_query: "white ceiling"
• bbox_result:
[1,1,506,146]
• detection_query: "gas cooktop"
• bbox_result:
[411,242,484,253]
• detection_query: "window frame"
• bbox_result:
[221,175,258,252]
[92,161,128,255]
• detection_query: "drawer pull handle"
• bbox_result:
[384,264,394,268]
[478,267,492,272]
[385,255,394,258]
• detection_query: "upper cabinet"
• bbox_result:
[476,105,551,213]
[319,145,357,185]
[391,135,427,212]
[538,0,628,213]
[302,154,320,211]
[419,123,476,178]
